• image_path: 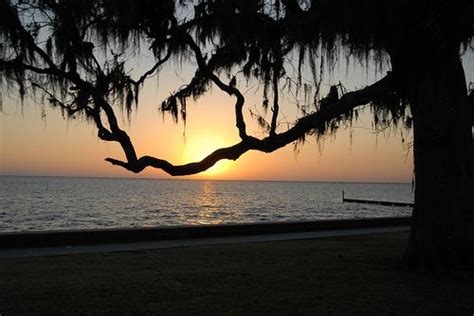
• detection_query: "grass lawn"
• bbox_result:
[1,232,473,315]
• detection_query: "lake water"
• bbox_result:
[0,176,413,233]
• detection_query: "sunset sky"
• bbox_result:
[1,52,473,182]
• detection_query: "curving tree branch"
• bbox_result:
[182,33,248,140]
[129,49,172,87]
[105,73,394,175]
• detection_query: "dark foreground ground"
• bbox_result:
[1,232,473,315]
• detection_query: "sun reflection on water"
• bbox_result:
[192,181,225,225]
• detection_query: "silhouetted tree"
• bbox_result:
[1,0,473,269]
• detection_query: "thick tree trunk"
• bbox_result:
[392,42,473,269]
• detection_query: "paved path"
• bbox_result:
[0,225,409,259]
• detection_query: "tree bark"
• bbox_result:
[393,40,474,269]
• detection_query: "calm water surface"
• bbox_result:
[0,176,413,232]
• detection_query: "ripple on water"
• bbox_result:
[0,176,413,232]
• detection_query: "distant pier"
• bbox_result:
[342,191,414,207]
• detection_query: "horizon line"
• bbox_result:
[0,173,412,185]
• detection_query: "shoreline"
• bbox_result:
[0,217,411,249]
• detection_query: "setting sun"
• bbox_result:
[181,134,234,177]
